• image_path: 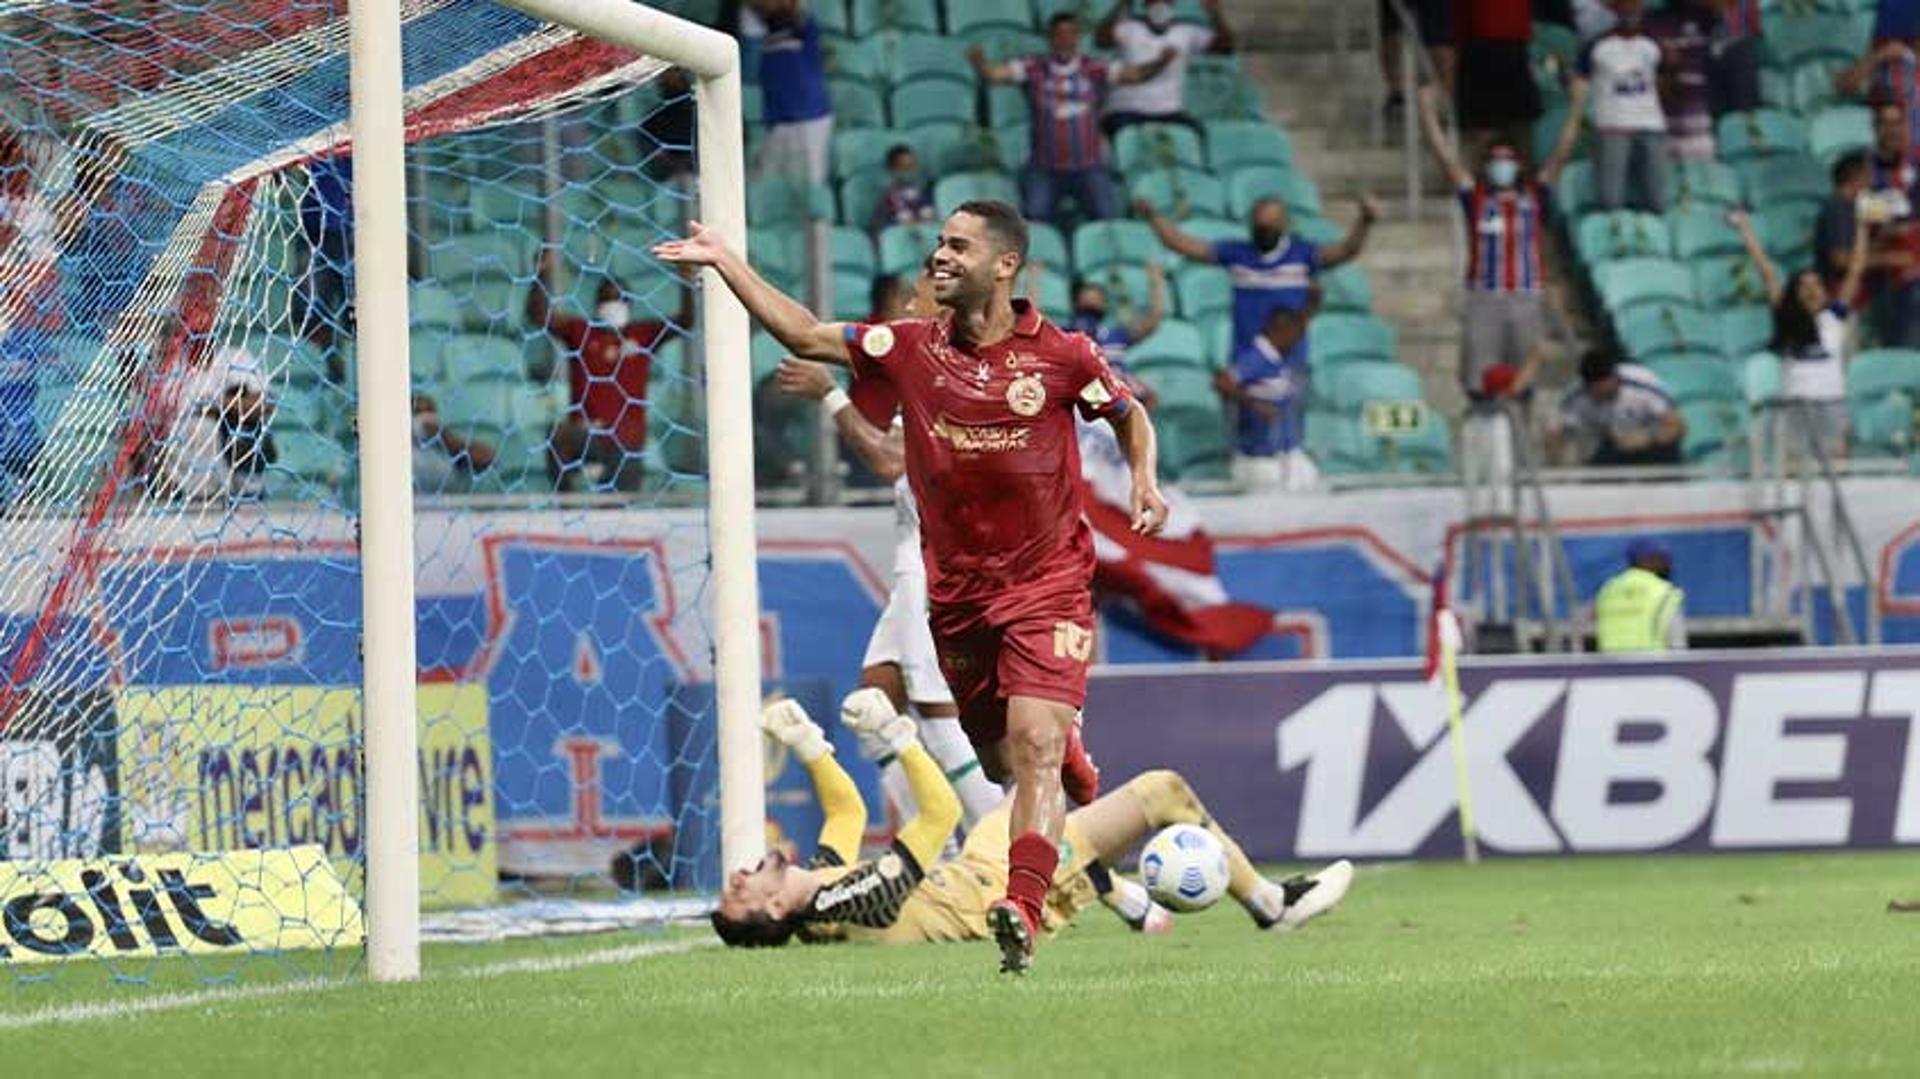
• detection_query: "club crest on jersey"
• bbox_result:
[862,325,895,358]
[974,360,991,386]
[1006,372,1046,416]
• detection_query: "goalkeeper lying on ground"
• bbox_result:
[711,692,1353,948]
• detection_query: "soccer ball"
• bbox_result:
[1139,824,1230,912]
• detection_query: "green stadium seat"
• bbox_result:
[814,0,849,35]
[933,171,1020,217]
[840,172,892,227]
[1755,201,1819,266]
[1739,153,1827,209]
[1765,13,1871,69]
[1072,220,1160,273]
[1115,123,1207,173]
[1851,392,1915,458]
[1848,349,1920,401]
[747,176,834,226]
[1085,264,1156,316]
[1594,257,1696,316]
[885,33,975,88]
[1131,168,1229,220]
[1186,61,1264,121]
[1744,352,1782,405]
[1305,411,1359,472]
[436,378,509,431]
[823,35,887,84]
[960,26,1046,59]
[1664,160,1743,211]
[828,78,887,129]
[1576,211,1672,264]
[1201,312,1232,366]
[1557,161,1598,218]
[273,429,351,487]
[1140,366,1221,412]
[949,122,1029,173]
[1691,254,1775,308]
[900,122,970,177]
[1715,109,1810,161]
[437,333,526,385]
[889,81,975,131]
[1648,357,1742,405]
[987,84,1029,127]
[1175,264,1232,321]
[1319,264,1374,313]
[1679,401,1743,463]
[1720,306,1775,358]
[467,178,539,230]
[1667,207,1744,260]
[1271,170,1324,219]
[1808,105,1872,166]
[832,127,905,180]
[1789,59,1848,115]
[1619,304,1721,361]
[1179,217,1245,253]
[848,0,940,35]
[1360,420,1455,474]
[1155,404,1232,481]
[485,425,556,489]
[830,226,876,276]
[833,270,873,319]
[274,382,338,436]
[1203,120,1292,171]
[1326,361,1421,411]
[753,228,808,286]
[1127,319,1208,371]
[879,219,936,272]
[946,0,1033,37]
[1226,164,1292,219]
[751,332,788,385]
[425,232,535,282]
[1028,265,1073,321]
[1311,314,1396,366]
[1027,222,1069,270]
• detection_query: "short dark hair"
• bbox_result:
[870,273,905,315]
[710,908,800,948]
[1578,350,1619,384]
[1049,12,1078,31]
[1833,150,1870,187]
[952,199,1029,264]
[885,143,915,168]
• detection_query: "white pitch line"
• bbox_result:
[0,937,717,1032]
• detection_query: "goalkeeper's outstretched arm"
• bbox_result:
[653,221,852,366]
[761,698,866,864]
[842,688,960,870]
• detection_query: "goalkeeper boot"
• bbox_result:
[1271,860,1355,933]
[986,899,1036,975]
[1060,716,1100,805]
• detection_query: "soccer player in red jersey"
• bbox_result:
[656,201,1168,973]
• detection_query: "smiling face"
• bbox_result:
[928,210,1020,308]
[1793,270,1828,313]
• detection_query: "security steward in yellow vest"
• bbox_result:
[1595,539,1685,654]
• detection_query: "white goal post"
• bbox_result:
[348,0,763,983]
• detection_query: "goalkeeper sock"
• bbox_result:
[1093,866,1154,925]
[914,714,1003,828]
[1006,831,1058,930]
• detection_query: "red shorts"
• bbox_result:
[929,584,1094,748]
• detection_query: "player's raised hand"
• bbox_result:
[775,358,836,401]
[840,687,918,755]
[761,698,833,763]
[651,220,729,268]
[1130,480,1169,536]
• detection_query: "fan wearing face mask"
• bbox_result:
[1416,82,1581,403]
[1093,0,1238,138]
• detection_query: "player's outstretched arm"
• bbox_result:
[775,359,905,481]
[843,689,960,869]
[653,221,853,366]
[1108,405,1168,535]
[764,698,866,863]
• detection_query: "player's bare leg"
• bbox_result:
[1071,770,1354,932]
[987,694,1075,974]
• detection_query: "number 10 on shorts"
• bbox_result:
[1052,622,1092,662]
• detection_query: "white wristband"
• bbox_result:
[822,387,851,416]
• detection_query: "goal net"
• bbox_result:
[0,0,754,982]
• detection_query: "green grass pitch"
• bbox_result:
[3,852,1915,1077]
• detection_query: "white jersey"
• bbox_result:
[1783,306,1848,403]
[891,474,922,576]
[1581,31,1665,133]
[1106,20,1215,117]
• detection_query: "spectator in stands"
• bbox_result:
[411,392,498,495]
[151,345,276,503]
[1705,0,1762,117]
[641,67,696,184]
[969,14,1177,224]
[1221,305,1315,492]
[1066,261,1166,369]
[1815,152,1875,294]
[1379,1,1455,117]
[1838,22,1920,154]
[1733,207,1870,458]
[1453,0,1540,156]
[0,125,60,493]
[1571,2,1670,212]
[526,253,692,493]
[1647,1,1718,160]
[300,151,353,370]
[1868,97,1918,192]
[1549,349,1687,465]
[1094,0,1238,137]
[1136,192,1379,354]
[1594,539,1686,653]
[742,0,832,184]
[867,144,936,236]
[1416,83,1580,400]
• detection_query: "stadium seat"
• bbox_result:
[987,85,1029,128]
[1851,392,1914,458]
[1153,403,1232,480]
[933,171,1020,217]
[1127,319,1208,371]
[1744,352,1782,405]
[1648,357,1742,404]
[1576,211,1672,264]
[823,35,888,84]
[424,232,534,282]
[1789,59,1848,116]
[1667,207,1744,260]
[1326,361,1422,411]
[274,382,338,435]
[1594,257,1696,316]
[830,226,876,276]
[900,122,970,177]
[1311,314,1396,367]
[438,333,526,385]
[1086,264,1156,316]
[467,178,539,230]
[1691,254,1774,308]
[944,0,1028,35]
[1361,420,1455,474]
[885,33,975,88]
[1556,161,1598,219]
[960,26,1046,59]
[1679,401,1743,463]
[1131,168,1229,220]
[1175,264,1232,321]
[849,0,941,36]
[1847,349,1920,402]
[1619,304,1721,362]
[878,221,941,275]
[889,81,974,130]
[839,172,891,229]
[1319,264,1374,313]
[1179,217,1245,252]
[1715,109,1810,161]
[754,228,809,286]
[813,0,849,34]
[1226,164,1292,219]
[828,78,887,129]
[1808,105,1872,166]
[1739,153,1827,210]
[1029,265,1073,321]
[273,429,351,486]
[1765,13,1871,69]
[1072,220,1160,273]
[1027,222,1069,270]
[1186,60,1264,121]
[750,332,788,386]
[831,127,904,180]
[833,270,873,319]
[1755,202,1819,266]
[1720,306,1775,358]
[1114,123,1207,173]
[1203,120,1292,171]
[1663,159,1743,211]
[747,176,834,225]
[1140,365,1220,413]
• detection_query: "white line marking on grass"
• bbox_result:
[0,937,718,1032]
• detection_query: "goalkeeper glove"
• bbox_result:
[839,687,918,756]
[761,698,833,763]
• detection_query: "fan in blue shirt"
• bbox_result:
[1225,305,1310,457]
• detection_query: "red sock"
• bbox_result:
[1006,832,1059,929]
[1061,724,1101,805]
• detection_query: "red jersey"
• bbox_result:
[548,315,668,452]
[847,300,1134,607]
